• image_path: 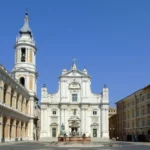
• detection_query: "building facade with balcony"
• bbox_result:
[0,12,40,142]
[116,84,150,141]
[40,63,109,140]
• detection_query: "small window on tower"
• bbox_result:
[19,77,25,86]
[21,48,26,62]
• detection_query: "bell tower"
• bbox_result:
[12,12,38,96]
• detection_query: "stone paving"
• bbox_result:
[0,141,150,150]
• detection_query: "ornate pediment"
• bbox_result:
[68,116,80,121]
[59,70,90,78]
[69,120,80,128]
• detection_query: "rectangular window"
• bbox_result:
[142,96,144,101]
[137,119,140,127]
[132,100,134,105]
[142,107,145,115]
[148,105,150,114]
[132,110,134,118]
[148,119,150,126]
[147,93,150,99]
[142,119,145,126]
[136,109,139,117]
[132,121,134,128]
[53,111,56,115]
[72,94,77,102]
[21,48,26,62]
[93,111,97,115]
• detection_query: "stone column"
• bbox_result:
[7,117,10,141]
[64,109,65,126]
[84,109,86,133]
[101,105,109,138]
[24,98,26,113]
[25,122,28,138]
[12,91,17,109]
[41,109,44,132]
[12,120,16,140]
[6,86,11,106]
[61,108,64,125]
[29,97,34,115]
[65,108,68,132]
[99,107,101,137]
[28,119,34,140]
[81,108,84,133]
[0,80,4,103]
[19,95,22,111]
[23,122,25,138]
[18,121,21,140]
[0,114,3,141]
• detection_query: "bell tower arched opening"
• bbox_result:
[19,77,25,86]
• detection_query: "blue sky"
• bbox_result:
[0,0,150,107]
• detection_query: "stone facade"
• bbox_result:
[40,62,109,140]
[116,84,150,140]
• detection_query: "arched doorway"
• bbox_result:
[3,84,8,104]
[2,116,8,141]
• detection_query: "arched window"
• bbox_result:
[4,84,8,104]
[20,77,25,86]
[21,48,26,62]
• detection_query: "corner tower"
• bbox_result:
[12,12,37,96]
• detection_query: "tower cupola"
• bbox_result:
[20,12,32,37]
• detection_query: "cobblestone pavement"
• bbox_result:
[0,141,150,150]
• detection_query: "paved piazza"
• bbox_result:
[0,141,150,150]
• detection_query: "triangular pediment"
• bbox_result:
[59,70,90,78]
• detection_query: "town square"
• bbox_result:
[0,0,150,149]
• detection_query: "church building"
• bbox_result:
[40,62,109,139]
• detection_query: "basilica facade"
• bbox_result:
[40,63,109,139]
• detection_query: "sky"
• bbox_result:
[0,0,150,107]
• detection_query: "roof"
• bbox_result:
[115,84,150,104]
[20,12,32,36]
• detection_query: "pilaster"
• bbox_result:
[0,80,4,103]
[6,86,11,106]
[0,114,3,142]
